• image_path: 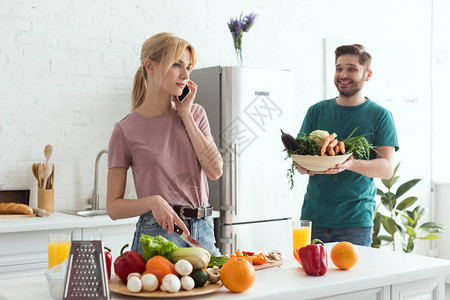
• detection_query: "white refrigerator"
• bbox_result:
[190,66,295,254]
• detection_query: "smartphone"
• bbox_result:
[178,85,190,102]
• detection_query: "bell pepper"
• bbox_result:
[104,246,112,279]
[114,243,147,284]
[250,253,268,265]
[298,239,328,276]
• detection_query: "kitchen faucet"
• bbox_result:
[91,149,107,211]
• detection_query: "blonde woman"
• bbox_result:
[107,33,223,256]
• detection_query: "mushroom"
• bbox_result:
[126,276,142,293]
[160,274,181,293]
[180,276,195,291]
[267,250,282,261]
[141,273,158,292]
[127,272,142,282]
[206,266,220,283]
[175,259,193,276]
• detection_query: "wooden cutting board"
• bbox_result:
[0,214,36,219]
[109,277,221,298]
[254,258,283,271]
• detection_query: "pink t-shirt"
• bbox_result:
[108,104,212,208]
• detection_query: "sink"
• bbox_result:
[61,209,108,217]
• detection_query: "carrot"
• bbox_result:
[338,141,345,154]
[327,145,335,156]
[334,145,340,154]
[329,139,338,148]
[320,134,336,156]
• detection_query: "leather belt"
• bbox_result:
[172,205,213,220]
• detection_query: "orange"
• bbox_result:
[293,248,302,265]
[144,256,177,289]
[330,241,359,270]
[220,257,255,293]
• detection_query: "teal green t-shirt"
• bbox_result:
[299,98,399,228]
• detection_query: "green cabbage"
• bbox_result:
[139,234,179,261]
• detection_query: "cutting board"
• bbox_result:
[254,258,283,271]
[109,277,221,298]
[0,214,36,219]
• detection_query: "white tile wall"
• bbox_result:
[0,0,449,255]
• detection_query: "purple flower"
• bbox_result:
[227,12,258,51]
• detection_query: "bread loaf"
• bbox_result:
[0,202,34,215]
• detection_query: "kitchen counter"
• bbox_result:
[0,210,220,280]
[0,210,220,234]
[1,244,449,300]
[0,212,139,234]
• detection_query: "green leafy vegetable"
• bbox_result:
[208,255,230,268]
[283,127,378,190]
[341,127,378,160]
[139,234,179,261]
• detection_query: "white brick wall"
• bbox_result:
[1,0,449,254]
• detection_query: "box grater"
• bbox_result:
[63,228,110,300]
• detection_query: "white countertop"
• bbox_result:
[0,212,140,234]
[1,244,450,300]
[0,210,219,234]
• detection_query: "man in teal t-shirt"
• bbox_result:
[297,44,399,246]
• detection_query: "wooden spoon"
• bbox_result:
[37,163,43,189]
[49,164,55,189]
[44,144,53,164]
[31,163,39,181]
[42,163,53,190]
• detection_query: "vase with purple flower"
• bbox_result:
[227,12,257,66]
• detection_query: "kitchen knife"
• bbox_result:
[173,224,212,255]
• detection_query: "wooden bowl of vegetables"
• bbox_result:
[291,153,352,173]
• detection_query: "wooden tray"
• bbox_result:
[254,258,283,271]
[109,276,222,298]
[0,214,36,219]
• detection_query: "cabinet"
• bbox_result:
[322,287,390,300]
[320,277,444,300]
[391,277,444,300]
[0,214,138,279]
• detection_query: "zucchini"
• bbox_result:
[170,247,210,270]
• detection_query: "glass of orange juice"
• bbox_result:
[292,220,312,262]
[48,234,71,269]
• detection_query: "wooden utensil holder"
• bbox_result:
[38,188,54,213]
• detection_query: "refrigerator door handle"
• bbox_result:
[232,143,238,216]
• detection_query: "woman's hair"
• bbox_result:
[131,32,197,110]
[335,44,372,71]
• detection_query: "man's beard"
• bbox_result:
[335,77,364,97]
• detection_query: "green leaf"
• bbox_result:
[382,176,399,189]
[396,196,418,211]
[397,210,414,226]
[403,238,414,253]
[405,225,416,238]
[381,192,396,211]
[395,179,421,199]
[379,235,393,242]
[392,162,400,176]
[396,222,406,237]
[373,211,382,235]
[381,216,397,234]
[418,234,440,240]
[413,206,426,222]
[371,236,381,248]
[419,222,446,233]
[376,188,385,197]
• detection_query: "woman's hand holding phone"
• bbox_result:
[175,80,197,119]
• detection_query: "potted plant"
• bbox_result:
[371,162,445,253]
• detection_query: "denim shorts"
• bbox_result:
[131,210,221,256]
[311,225,373,246]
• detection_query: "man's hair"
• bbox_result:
[335,44,372,71]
